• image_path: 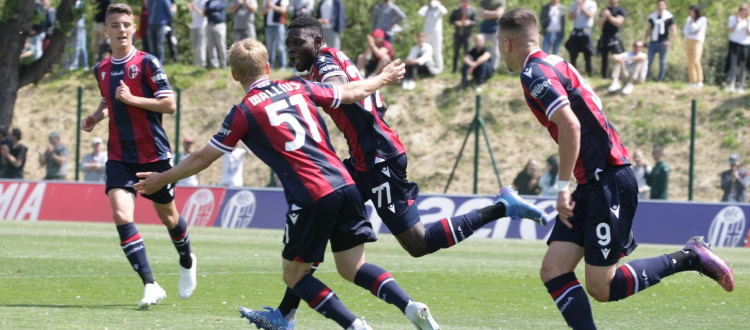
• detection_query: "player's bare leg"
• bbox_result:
[153,201,196,299]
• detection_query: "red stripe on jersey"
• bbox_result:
[371,272,392,296]
[308,287,332,308]
[550,279,581,300]
[121,233,142,245]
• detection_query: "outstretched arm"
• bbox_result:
[134,144,224,194]
[338,59,404,104]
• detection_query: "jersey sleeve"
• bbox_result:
[209,105,250,154]
[301,79,342,109]
[144,55,174,99]
[312,53,348,83]
[521,63,569,120]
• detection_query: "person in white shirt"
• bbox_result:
[220,146,247,187]
[315,0,345,50]
[81,137,108,182]
[608,40,647,95]
[176,137,199,186]
[263,0,289,70]
[187,0,207,67]
[540,0,566,55]
[417,0,448,73]
[727,4,750,93]
[402,32,438,90]
[683,5,706,88]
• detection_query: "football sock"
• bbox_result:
[424,210,484,253]
[167,216,192,269]
[608,255,675,301]
[292,274,356,328]
[476,203,506,225]
[278,262,319,320]
[116,222,153,284]
[353,263,411,313]
[666,249,699,272]
[545,272,595,330]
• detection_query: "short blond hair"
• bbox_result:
[228,39,268,84]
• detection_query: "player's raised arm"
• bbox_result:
[338,59,404,104]
[134,144,224,195]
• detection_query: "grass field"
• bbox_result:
[1,221,747,329]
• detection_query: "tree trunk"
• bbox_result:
[0,0,76,128]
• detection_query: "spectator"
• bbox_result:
[187,0,208,67]
[92,0,112,62]
[372,0,407,42]
[356,29,394,77]
[263,0,288,70]
[37,131,69,181]
[205,0,228,68]
[81,137,107,182]
[538,155,559,197]
[596,0,626,79]
[28,1,46,61]
[315,0,345,50]
[726,4,750,93]
[63,0,89,71]
[20,37,37,65]
[176,138,200,186]
[42,0,56,51]
[513,159,541,196]
[644,0,677,81]
[147,0,173,64]
[461,34,494,86]
[220,147,247,187]
[0,128,27,179]
[607,40,647,95]
[540,0,566,55]
[418,0,448,74]
[450,0,478,73]
[403,32,438,90]
[683,5,706,88]
[565,0,597,76]
[165,1,179,63]
[229,0,258,42]
[631,149,651,199]
[721,154,749,202]
[140,0,150,54]
[478,0,504,71]
[648,146,669,200]
[288,0,313,21]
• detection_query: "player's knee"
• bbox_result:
[585,282,610,302]
[540,265,562,283]
[282,268,309,288]
[335,262,358,283]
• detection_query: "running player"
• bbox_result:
[497,8,734,329]
[81,3,196,309]
[239,15,546,330]
[134,38,438,330]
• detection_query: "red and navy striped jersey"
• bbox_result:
[209,77,354,206]
[520,50,630,184]
[309,47,406,171]
[94,47,174,164]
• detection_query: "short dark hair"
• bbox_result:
[498,8,538,35]
[11,128,21,140]
[106,3,134,20]
[288,15,323,37]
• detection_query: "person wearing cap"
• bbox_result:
[0,128,28,179]
[371,0,406,42]
[82,137,108,182]
[37,131,69,180]
[721,154,749,202]
[450,0,478,73]
[356,28,394,77]
[176,137,199,186]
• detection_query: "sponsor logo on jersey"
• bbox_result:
[151,72,167,83]
[101,72,107,80]
[529,77,553,99]
[111,70,124,76]
[610,204,620,219]
[708,205,746,247]
[320,64,338,73]
[218,123,232,137]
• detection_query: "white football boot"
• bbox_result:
[138,282,167,309]
[405,301,440,330]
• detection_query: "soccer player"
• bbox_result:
[134,38,436,330]
[80,3,196,309]
[497,8,734,329]
[238,15,546,330]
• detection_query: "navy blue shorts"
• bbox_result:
[345,154,421,235]
[547,165,639,266]
[105,160,175,204]
[282,185,378,263]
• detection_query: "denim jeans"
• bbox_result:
[462,62,494,85]
[148,24,167,63]
[265,24,287,69]
[647,40,669,81]
[542,31,563,55]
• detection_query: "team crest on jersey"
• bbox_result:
[128,64,139,79]
[529,77,553,99]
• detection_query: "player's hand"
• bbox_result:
[133,172,163,195]
[81,115,97,132]
[116,80,133,104]
[379,59,405,84]
[556,190,575,228]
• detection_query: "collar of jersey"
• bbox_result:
[247,77,271,93]
[523,49,543,68]
[112,47,137,65]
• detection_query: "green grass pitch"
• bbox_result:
[1,221,747,329]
